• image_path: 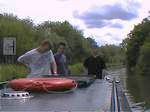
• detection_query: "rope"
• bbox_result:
[22,82,37,91]
[21,81,77,94]
[42,82,78,94]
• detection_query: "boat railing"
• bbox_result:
[110,77,132,112]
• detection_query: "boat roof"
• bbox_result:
[0,79,112,112]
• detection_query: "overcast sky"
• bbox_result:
[0,0,149,45]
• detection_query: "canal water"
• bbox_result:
[108,68,150,112]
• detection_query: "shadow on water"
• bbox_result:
[127,74,150,110]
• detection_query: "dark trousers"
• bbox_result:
[88,71,103,79]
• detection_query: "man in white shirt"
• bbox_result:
[17,40,57,78]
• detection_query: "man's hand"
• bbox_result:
[51,61,57,76]
[53,71,58,76]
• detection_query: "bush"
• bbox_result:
[69,63,84,75]
[124,18,150,73]
[0,64,27,81]
[136,42,150,76]
[0,63,85,81]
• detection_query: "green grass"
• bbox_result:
[0,63,84,81]
[0,63,124,82]
[0,64,27,81]
[69,63,84,75]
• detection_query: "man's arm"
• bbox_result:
[17,53,32,66]
[50,51,57,75]
[17,52,32,74]
[64,55,69,75]
[51,61,57,75]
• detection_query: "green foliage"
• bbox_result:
[136,42,150,76]
[0,13,125,80]
[99,45,125,65]
[0,14,92,63]
[0,13,123,65]
[69,63,84,75]
[122,18,150,75]
[0,64,27,81]
[0,14,37,55]
[36,21,91,63]
[86,37,98,47]
[122,18,150,72]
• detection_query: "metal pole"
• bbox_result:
[112,78,120,112]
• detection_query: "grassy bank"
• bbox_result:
[0,64,27,81]
[69,63,85,75]
[0,63,124,81]
[0,63,85,81]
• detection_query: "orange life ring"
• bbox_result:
[9,78,77,92]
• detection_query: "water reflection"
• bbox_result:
[127,75,150,109]
[108,68,150,110]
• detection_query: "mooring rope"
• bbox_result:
[21,81,78,94]
[42,82,78,94]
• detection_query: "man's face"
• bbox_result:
[91,47,98,56]
[58,45,65,53]
[42,44,51,52]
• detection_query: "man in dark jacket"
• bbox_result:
[83,45,106,79]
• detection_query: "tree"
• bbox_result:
[0,14,93,64]
[86,37,98,47]
[99,45,125,65]
[36,21,91,63]
[136,42,150,76]
[0,13,37,56]
[124,18,150,73]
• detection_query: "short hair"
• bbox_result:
[58,42,66,47]
[40,40,51,49]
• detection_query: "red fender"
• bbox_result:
[9,78,77,92]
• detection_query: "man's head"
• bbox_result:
[57,42,66,54]
[91,44,99,56]
[39,40,51,53]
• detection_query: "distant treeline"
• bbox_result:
[99,45,125,66]
[0,13,92,64]
[122,16,150,76]
[0,13,124,65]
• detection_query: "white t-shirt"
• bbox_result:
[17,49,55,78]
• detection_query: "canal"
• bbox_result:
[109,68,150,111]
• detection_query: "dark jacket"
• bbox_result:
[54,53,67,75]
[83,55,106,79]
